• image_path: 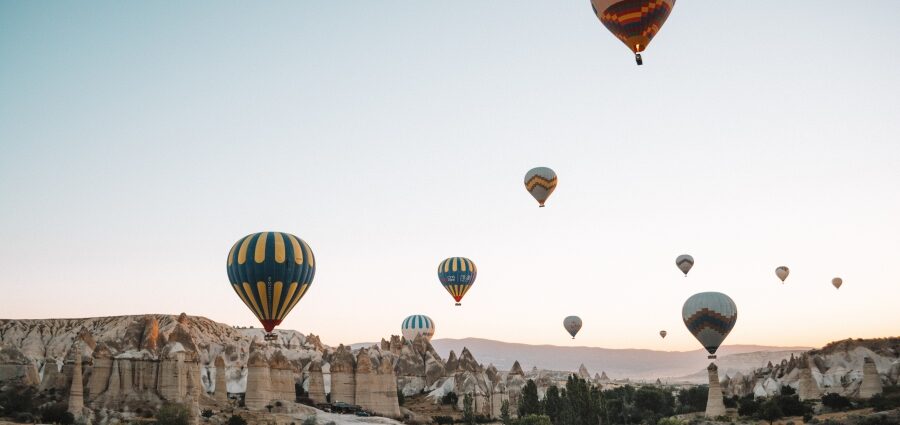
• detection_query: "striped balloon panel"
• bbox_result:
[437,257,477,302]
[401,315,436,342]
[681,292,737,355]
[591,0,675,53]
[226,232,316,332]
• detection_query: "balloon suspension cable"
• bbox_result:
[635,53,643,66]
[264,333,278,342]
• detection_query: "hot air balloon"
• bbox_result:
[832,277,843,289]
[659,330,667,339]
[776,266,790,283]
[227,232,316,341]
[676,255,694,276]
[682,292,737,359]
[401,315,436,342]
[589,0,677,65]
[524,167,558,207]
[564,316,583,339]
[438,257,477,306]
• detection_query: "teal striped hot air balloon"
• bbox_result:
[682,292,737,359]
[401,315,435,342]
[226,232,316,337]
[438,257,477,306]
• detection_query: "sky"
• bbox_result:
[1,1,899,351]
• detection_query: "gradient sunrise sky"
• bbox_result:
[1,1,899,351]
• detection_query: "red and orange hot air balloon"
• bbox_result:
[589,0,676,65]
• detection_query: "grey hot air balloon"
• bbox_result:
[832,277,843,289]
[775,266,790,283]
[401,315,435,342]
[676,255,694,276]
[563,316,582,339]
[659,330,667,339]
[524,167,558,207]
[682,292,737,359]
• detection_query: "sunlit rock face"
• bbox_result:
[722,338,899,398]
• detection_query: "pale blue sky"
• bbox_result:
[1,1,899,350]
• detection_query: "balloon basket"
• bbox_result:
[455,303,461,307]
[635,53,643,65]
[708,355,716,360]
[264,333,278,341]
[539,205,545,208]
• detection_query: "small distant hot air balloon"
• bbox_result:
[659,330,667,339]
[832,277,843,289]
[776,266,790,283]
[676,255,694,276]
[682,292,737,359]
[226,232,316,341]
[524,167,558,207]
[564,316,583,339]
[401,315,436,342]
[589,0,677,65]
[438,257,477,306]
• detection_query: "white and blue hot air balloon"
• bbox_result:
[401,315,436,342]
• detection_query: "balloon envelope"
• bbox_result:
[226,232,316,332]
[563,316,583,338]
[676,255,694,276]
[589,0,676,54]
[832,277,843,289]
[438,257,477,305]
[659,330,667,339]
[524,167,558,207]
[401,315,436,342]
[776,266,790,283]
[682,292,737,357]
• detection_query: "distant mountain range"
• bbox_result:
[357,337,810,381]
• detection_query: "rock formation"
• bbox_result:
[798,356,821,401]
[705,363,726,417]
[354,349,402,418]
[306,360,326,404]
[270,350,296,402]
[506,360,526,416]
[578,364,590,380]
[859,357,883,398]
[213,355,228,404]
[244,347,272,410]
[67,346,84,418]
[330,344,356,404]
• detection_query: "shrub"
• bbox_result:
[821,393,852,411]
[781,385,797,396]
[759,399,784,424]
[40,403,75,425]
[226,415,248,425]
[737,397,760,418]
[302,415,317,425]
[657,419,685,425]
[201,409,214,419]
[441,391,458,406]
[397,389,405,406]
[156,403,190,425]
[803,412,814,423]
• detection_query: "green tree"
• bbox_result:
[759,399,784,425]
[517,415,553,425]
[675,386,708,414]
[397,389,405,406]
[500,400,512,425]
[156,403,190,425]
[737,396,761,418]
[543,386,562,424]
[633,386,674,424]
[519,379,542,417]
[821,393,852,411]
[463,393,475,425]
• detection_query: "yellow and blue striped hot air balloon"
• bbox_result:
[226,232,316,338]
[437,257,477,306]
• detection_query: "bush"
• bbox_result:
[737,396,761,418]
[13,412,36,423]
[40,403,75,425]
[868,393,900,412]
[302,415,317,425]
[821,393,852,411]
[156,403,190,425]
[0,385,36,415]
[803,412,814,423]
[441,391,459,406]
[432,416,455,425]
[226,415,248,425]
[397,389,405,406]
[201,409,214,419]
[775,394,811,417]
[657,419,685,425]
[759,399,784,424]
[782,385,797,396]
[517,414,553,425]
